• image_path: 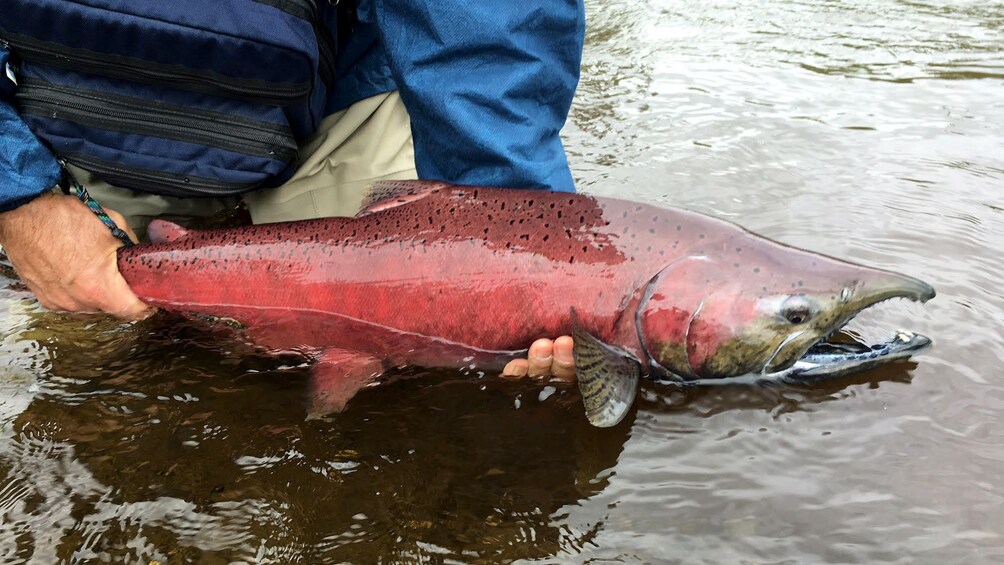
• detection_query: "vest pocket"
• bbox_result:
[16,76,300,196]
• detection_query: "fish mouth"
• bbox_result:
[776,328,932,381]
[654,325,932,388]
[672,326,933,387]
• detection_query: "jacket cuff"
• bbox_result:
[0,190,47,214]
[0,102,62,212]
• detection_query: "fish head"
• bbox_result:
[638,244,936,380]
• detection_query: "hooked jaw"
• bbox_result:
[762,269,936,380]
[846,269,936,309]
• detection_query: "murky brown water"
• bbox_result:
[2,0,1002,562]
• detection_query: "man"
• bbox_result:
[0,1,577,379]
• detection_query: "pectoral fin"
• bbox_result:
[307,349,386,419]
[571,309,641,428]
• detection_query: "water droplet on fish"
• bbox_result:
[538,386,556,402]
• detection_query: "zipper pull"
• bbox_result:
[3,62,15,86]
[2,40,16,87]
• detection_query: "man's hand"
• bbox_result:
[0,192,153,319]
[502,336,576,382]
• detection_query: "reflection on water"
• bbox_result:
[0,310,629,562]
[1,0,1003,562]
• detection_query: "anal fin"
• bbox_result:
[571,309,641,428]
[307,349,386,419]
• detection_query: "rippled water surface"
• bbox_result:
[2,0,1002,562]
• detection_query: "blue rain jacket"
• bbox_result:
[0,47,61,212]
[0,0,584,211]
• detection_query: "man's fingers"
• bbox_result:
[31,286,84,313]
[93,252,155,320]
[502,340,553,379]
[102,278,155,320]
[549,335,576,382]
[20,275,81,312]
[503,337,577,381]
[502,359,529,378]
[34,275,151,320]
[527,338,555,377]
[100,209,152,318]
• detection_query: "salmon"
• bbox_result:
[118,181,935,427]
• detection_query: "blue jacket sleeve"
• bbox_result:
[0,45,61,212]
[371,0,584,192]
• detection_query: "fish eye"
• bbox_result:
[781,295,813,325]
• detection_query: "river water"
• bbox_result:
[1,0,1002,562]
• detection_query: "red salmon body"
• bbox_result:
[120,183,708,363]
[117,181,935,426]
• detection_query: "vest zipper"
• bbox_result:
[64,153,263,197]
[2,32,310,105]
[16,78,299,163]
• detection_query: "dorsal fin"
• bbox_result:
[147,219,191,243]
[357,180,452,216]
